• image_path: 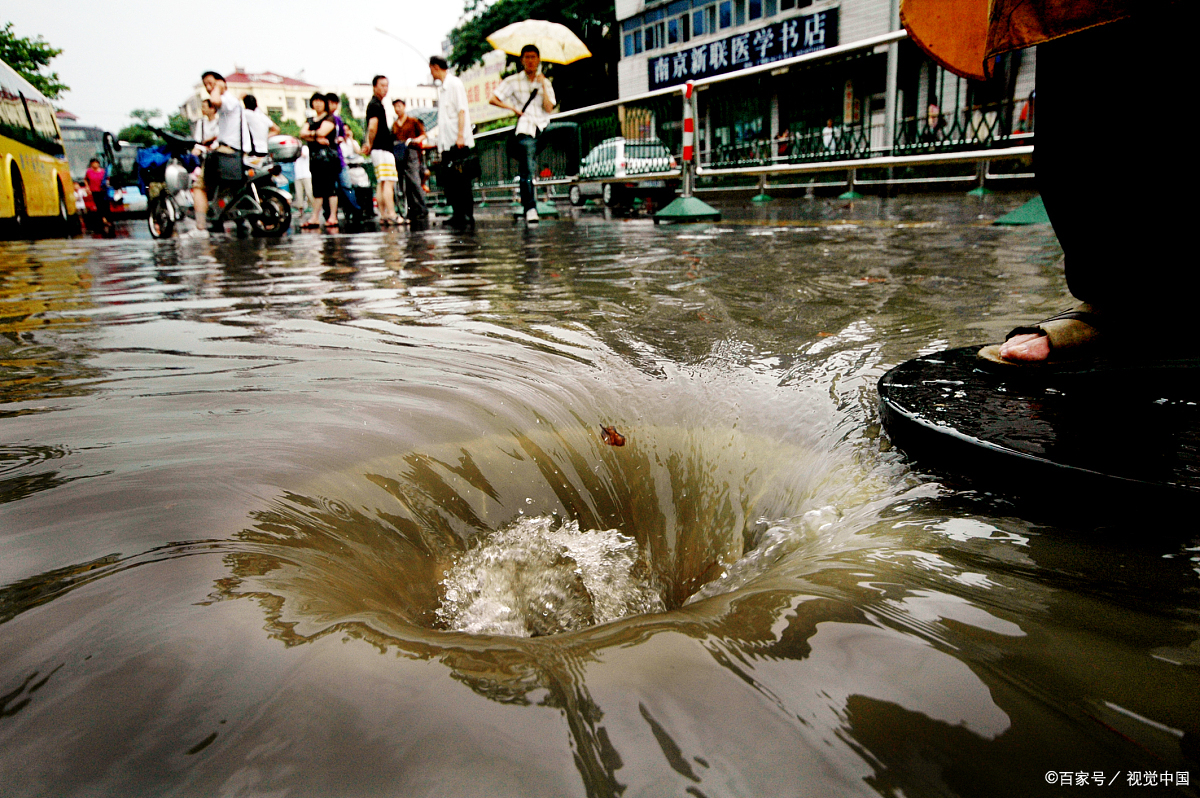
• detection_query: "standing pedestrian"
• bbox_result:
[299,93,339,229]
[325,93,364,222]
[242,94,279,156]
[292,143,315,220]
[489,44,556,224]
[85,158,113,236]
[361,76,400,226]
[391,98,427,222]
[429,55,475,231]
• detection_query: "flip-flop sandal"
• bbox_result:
[300,222,320,229]
[978,306,1103,368]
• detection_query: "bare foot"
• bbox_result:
[998,332,1051,362]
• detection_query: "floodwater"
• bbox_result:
[2,197,1198,797]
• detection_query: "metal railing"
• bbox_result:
[459,27,1034,202]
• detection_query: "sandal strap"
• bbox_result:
[1003,308,1101,341]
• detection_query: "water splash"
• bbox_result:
[436,516,665,637]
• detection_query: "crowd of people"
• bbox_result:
[181,47,558,238]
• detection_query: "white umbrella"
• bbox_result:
[486,20,592,65]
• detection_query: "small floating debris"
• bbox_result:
[600,425,626,446]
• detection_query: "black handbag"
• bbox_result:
[215,150,243,182]
[310,144,339,167]
[441,146,481,181]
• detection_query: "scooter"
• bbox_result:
[140,126,297,238]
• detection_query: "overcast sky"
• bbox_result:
[6,1,466,132]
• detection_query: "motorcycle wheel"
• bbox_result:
[148,194,176,239]
[249,189,291,237]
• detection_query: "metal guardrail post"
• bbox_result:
[655,82,721,223]
[840,168,862,199]
[967,159,992,196]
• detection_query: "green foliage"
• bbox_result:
[167,111,193,138]
[335,93,365,142]
[116,125,158,146]
[447,0,618,111]
[268,109,301,138]
[343,115,364,143]
[0,22,68,99]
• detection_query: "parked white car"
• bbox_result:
[569,137,679,208]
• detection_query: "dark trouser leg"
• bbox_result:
[1036,16,1189,333]
[516,133,538,211]
[403,150,427,218]
[337,167,361,215]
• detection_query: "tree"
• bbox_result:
[167,111,193,138]
[447,0,618,111]
[129,108,161,125]
[267,109,301,138]
[117,109,161,146]
[0,22,68,99]
[338,92,364,143]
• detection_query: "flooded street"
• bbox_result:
[2,195,1198,797]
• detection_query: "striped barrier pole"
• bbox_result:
[681,81,695,198]
[654,81,721,223]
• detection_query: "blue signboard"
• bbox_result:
[647,8,839,91]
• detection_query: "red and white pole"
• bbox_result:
[682,81,695,163]
[681,81,696,197]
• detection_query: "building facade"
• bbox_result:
[179,70,436,126]
[614,0,1036,164]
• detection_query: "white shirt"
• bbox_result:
[245,108,272,155]
[216,92,250,150]
[493,71,556,137]
[294,144,311,180]
[434,73,473,152]
[194,116,218,145]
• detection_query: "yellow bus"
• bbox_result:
[1,56,75,236]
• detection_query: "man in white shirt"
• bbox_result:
[429,54,475,231]
[489,44,556,223]
[241,94,279,156]
[189,70,251,237]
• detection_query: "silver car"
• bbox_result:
[569,137,679,208]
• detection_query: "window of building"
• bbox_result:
[719,1,733,29]
[646,21,665,50]
[286,97,296,111]
[748,0,762,20]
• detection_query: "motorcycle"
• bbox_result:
[139,126,298,238]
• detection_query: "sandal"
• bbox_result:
[978,306,1103,368]
[300,222,320,229]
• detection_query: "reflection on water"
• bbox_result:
[1,200,1198,797]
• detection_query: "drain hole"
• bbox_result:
[436,516,666,637]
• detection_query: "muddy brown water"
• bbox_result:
[2,197,1198,797]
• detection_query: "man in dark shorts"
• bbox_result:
[391,98,427,222]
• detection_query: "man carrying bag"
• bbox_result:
[430,55,478,232]
[490,44,557,224]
